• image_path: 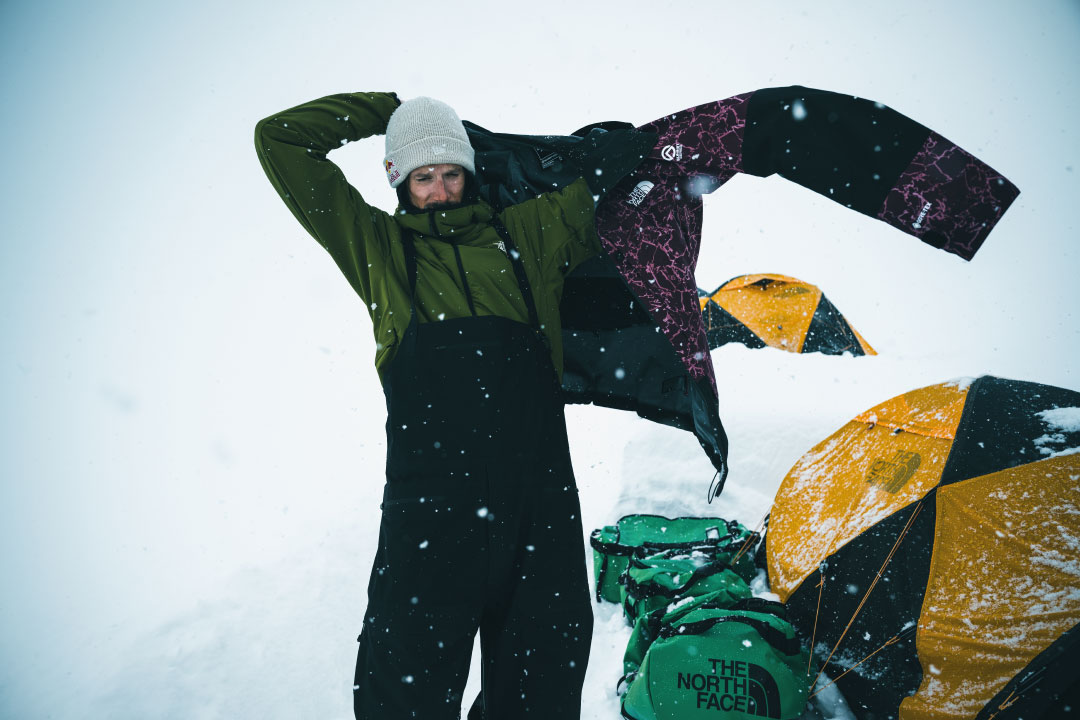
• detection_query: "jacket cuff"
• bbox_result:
[875,131,1020,260]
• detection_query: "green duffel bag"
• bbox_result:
[620,601,810,720]
[619,547,753,626]
[590,515,758,603]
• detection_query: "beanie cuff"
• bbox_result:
[385,136,475,188]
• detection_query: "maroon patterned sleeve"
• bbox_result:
[876,131,1020,260]
[594,94,753,391]
[639,95,751,175]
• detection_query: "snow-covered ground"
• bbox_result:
[1,1,1077,717]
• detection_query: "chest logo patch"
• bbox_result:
[627,180,656,207]
[660,143,684,162]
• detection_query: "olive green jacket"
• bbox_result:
[255,92,600,380]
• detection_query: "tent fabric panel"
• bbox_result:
[718,272,806,292]
[768,420,952,601]
[784,498,937,719]
[973,620,1080,720]
[713,278,820,352]
[900,455,1080,720]
[802,293,867,356]
[850,324,877,356]
[939,376,1080,487]
[853,381,969,440]
[702,299,767,349]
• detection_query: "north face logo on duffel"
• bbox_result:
[675,659,781,717]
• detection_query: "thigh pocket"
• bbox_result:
[378,480,487,602]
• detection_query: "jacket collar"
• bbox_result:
[395,200,495,243]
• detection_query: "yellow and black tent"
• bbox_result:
[765,375,1080,719]
[698,274,875,355]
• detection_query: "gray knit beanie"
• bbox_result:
[383,97,475,188]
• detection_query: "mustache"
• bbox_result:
[418,199,468,212]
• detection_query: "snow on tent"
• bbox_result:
[698,274,875,355]
[764,375,1080,719]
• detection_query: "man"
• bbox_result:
[255,93,598,719]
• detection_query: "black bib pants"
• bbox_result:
[353,231,593,719]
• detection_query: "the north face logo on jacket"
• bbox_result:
[627,180,655,207]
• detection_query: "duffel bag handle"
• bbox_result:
[622,560,736,600]
[590,526,634,556]
[659,614,801,657]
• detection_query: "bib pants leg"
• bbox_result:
[353,311,593,719]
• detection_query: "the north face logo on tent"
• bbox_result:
[774,286,811,298]
[675,659,782,717]
[866,450,921,493]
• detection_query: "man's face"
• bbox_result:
[407,164,466,211]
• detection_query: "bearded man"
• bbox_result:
[256,93,597,719]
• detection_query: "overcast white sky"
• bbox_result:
[1,1,1078,716]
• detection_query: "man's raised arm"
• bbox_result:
[254,92,401,308]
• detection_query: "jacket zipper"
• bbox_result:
[429,210,478,318]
